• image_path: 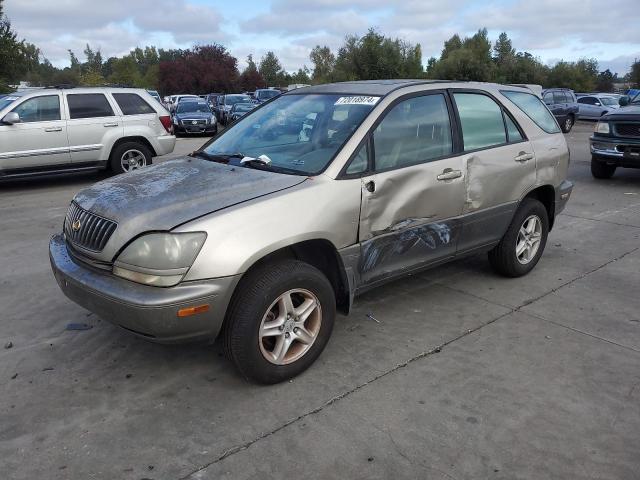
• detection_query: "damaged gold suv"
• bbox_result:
[50,80,573,383]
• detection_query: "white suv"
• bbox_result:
[0,87,176,179]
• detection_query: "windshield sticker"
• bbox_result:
[334,96,380,106]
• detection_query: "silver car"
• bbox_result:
[50,80,573,383]
[577,94,620,120]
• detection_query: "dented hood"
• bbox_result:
[72,157,306,260]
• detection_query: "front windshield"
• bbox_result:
[226,95,251,105]
[258,90,280,100]
[600,96,618,106]
[177,102,210,114]
[631,92,640,104]
[0,94,22,111]
[204,93,379,175]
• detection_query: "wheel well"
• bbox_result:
[524,185,556,229]
[109,136,157,165]
[242,240,351,315]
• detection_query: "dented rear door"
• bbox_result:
[357,92,465,287]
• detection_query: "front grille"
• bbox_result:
[64,202,117,252]
[183,119,206,126]
[614,123,640,138]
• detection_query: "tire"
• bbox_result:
[109,141,153,174]
[561,114,574,133]
[488,198,549,278]
[223,260,336,384]
[591,157,616,179]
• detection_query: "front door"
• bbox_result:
[357,92,466,287]
[0,93,70,170]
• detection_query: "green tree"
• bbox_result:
[108,55,142,87]
[596,69,614,92]
[310,45,335,84]
[427,29,494,81]
[630,59,640,88]
[259,51,283,86]
[0,0,24,91]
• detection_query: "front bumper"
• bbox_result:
[590,135,640,167]
[174,123,217,134]
[49,234,240,343]
[555,180,573,217]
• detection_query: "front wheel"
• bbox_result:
[591,157,616,179]
[109,142,152,174]
[488,198,549,277]
[561,115,574,133]
[223,260,336,384]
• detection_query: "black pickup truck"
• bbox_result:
[590,92,640,178]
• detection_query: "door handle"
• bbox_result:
[44,127,62,132]
[436,169,462,181]
[103,123,119,127]
[514,152,534,163]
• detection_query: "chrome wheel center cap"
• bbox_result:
[284,318,295,332]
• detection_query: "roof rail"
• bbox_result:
[44,84,76,89]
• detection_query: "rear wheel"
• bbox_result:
[488,198,549,277]
[109,142,152,174]
[591,156,616,179]
[223,260,336,384]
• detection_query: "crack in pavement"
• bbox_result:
[180,245,640,479]
[559,212,640,230]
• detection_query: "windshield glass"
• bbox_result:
[204,93,378,175]
[234,103,254,112]
[630,92,640,104]
[226,95,252,105]
[600,96,618,106]
[258,90,280,100]
[177,102,210,113]
[0,94,22,111]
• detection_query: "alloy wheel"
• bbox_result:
[120,149,146,172]
[516,215,543,264]
[258,288,322,365]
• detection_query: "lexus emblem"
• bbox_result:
[71,220,82,232]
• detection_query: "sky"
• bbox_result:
[4,0,640,75]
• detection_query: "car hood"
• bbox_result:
[72,158,306,261]
[175,112,212,120]
[603,104,640,120]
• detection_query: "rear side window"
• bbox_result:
[553,91,567,104]
[453,93,506,151]
[12,95,60,122]
[113,93,155,115]
[373,94,452,171]
[543,92,554,105]
[67,94,114,119]
[502,91,561,134]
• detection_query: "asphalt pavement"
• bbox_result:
[1,123,639,480]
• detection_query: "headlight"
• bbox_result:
[172,117,179,125]
[113,232,206,287]
[595,121,610,134]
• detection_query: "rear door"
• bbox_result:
[111,92,160,138]
[357,92,466,287]
[0,93,70,170]
[64,92,123,163]
[449,90,537,254]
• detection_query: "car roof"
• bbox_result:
[288,79,533,97]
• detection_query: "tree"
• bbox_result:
[310,46,335,84]
[240,54,265,91]
[0,0,24,91]
[291,66,311,84]
[427,29,494,81]
[629,59,640,88]
[596,69,615,92]
[259,51,283,86]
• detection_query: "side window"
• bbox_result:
[504,113,524,143]
[67,94,114,119]
[543,93,554,105]
[553,91,567,104]
[12,95,60,123]
[501,91,561,134]
[373,94,452,171]
[577,97,588,104]
[112,93,155,115]
[345,141,369,175]
[453,93,506,151]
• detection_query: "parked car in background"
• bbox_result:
[49,80,572,383]
[168,94,199,113]
[253,88,281,103]
[576,94,620,120]
[542,88,579,132]
[213,94,253,125]
[204,93,221,110]
[287,84,311,91]
[172,100,217,136]
[590,91,640,178]
[229,102,256,122]
[0,87,175,179]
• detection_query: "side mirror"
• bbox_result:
[2,112,20,125]
[619,95,630,107]
[594,102,601,106]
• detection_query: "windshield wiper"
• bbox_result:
[190,151,244,163]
